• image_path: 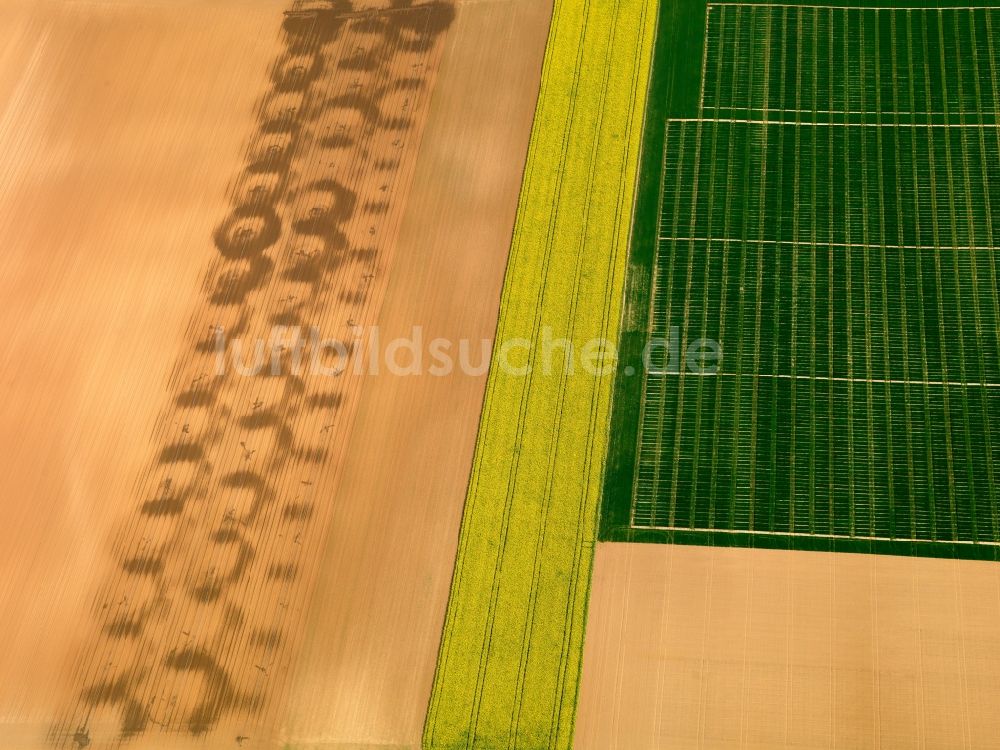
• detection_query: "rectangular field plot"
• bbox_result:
[702,4,1000,123]
[655,121,1000,386]
[609,2,1000,557]
[635,375,1000,541]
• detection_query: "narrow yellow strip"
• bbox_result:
[424,1,658,747]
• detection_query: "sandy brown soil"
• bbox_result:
[0,2,286,745]
[577,543,1000,750]
[279,1,553,746]
[0,1,551,748]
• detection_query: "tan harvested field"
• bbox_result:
[0,0,550,748]
[577,543,1000,750]
[281,0,552,746]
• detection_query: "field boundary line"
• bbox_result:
[655,235,1000,250]
[652,371,1000,389]
[708,2,1000,10]
[667,116,1000,127]
[632,524,1000,546]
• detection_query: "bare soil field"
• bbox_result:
[0,1,550,748]
[577,543,1000,750]
[280,0,552,746]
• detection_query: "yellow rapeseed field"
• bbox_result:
[424,0,658,747]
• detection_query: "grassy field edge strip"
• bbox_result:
[598,0,705,541]
[423,1,657,748]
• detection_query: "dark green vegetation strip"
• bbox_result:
[601,1,1000,560]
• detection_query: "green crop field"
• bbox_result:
[423,0,657,747]
[602,0,1000,560]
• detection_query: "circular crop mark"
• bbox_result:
[260,91,306,134]
[246,133,295,174]
[291,179,357,237]
[234,169,284,207]
[214,205,281,259]
[272,51,323,92]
